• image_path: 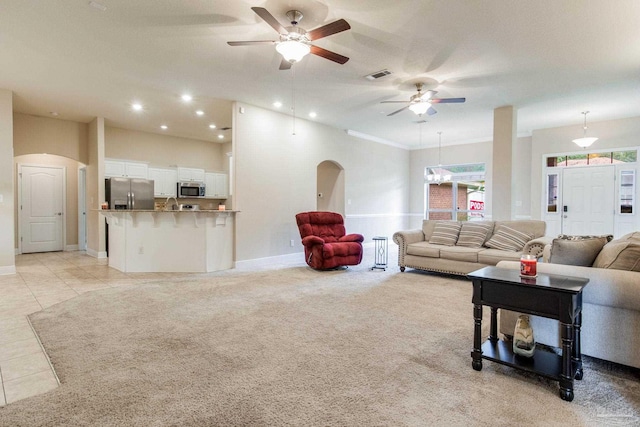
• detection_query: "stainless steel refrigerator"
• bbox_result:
[105,177,155,210]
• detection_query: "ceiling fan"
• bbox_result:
[382,83,466,116]
[227,7,350,70]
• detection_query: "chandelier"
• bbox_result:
[572,111,598,148]
[426,132,452,184]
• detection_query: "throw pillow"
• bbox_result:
[593,241,640,271]
[548,236,608,266]
[428,221,462,246]
[456,222,493,248]
[485,225,533,252]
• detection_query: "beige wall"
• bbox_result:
[233,102,410,262]
[13,113,88,163]
[0,90,15,273]
[13,154,81,249]
[105,127,225,171]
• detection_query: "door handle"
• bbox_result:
[56,212,62,216]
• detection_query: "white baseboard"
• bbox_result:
[65,245,79,252]
[235,252,305,270]
[86,248,108,259]
[0,264,17,275]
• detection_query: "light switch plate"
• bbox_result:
[0,194,3,203]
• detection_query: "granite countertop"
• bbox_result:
[99,209,237,213]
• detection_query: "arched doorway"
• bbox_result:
[316,160,345,215]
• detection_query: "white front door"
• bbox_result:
[20,165,64,253]
[561,166,615,235]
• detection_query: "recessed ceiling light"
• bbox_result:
[218,134,224,139]
[196,110,204,116]
[160,125,168,130]
[49,111,59,116]
[209,124,216,129]
[309,112,317,118]
[132,103,143,111]
[273,101,282,108]
[181,94,193,102]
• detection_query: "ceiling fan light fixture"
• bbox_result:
[572,111,598,148]
[276,40,310,63]
[409,102,431,116]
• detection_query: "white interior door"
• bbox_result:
[561,166,615,235]
[20,165,64,253]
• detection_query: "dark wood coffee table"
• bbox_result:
[468,266,589,401]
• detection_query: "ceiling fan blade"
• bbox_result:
[307,19,351,40]
[427,107,438,116]
[310,45,349,64]
[227,40,277,46]
[431,97,466,104]
[380,101,411,104]
[279,58,292,70]
[251,7,287,34]
[419,90,437,101]
[387,105,410,116]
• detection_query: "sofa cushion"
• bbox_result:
[428,221,461,246]
[478,249,523,265]
[439,246,480,263]
[456,222,494,248]
[549,236,608,266]
[406,242,441,258]
[485,225,533,251]
[592,241,640,271]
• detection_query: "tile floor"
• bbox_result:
[0,245,396,406]
[0,251,207,406]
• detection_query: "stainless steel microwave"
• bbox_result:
[177,181,205,198]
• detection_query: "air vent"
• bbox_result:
[365,69,392,80]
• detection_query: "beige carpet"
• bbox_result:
[0,265,638,426]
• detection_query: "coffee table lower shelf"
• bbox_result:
[481,340,580,381]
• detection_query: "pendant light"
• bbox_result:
[572,111,598,148]
[426,131,452,184]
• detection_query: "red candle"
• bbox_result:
[520,256,537,277]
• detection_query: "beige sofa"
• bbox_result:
[498,232,640,369]
[393,220,550,276]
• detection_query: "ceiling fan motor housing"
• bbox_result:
[286,10,304,25]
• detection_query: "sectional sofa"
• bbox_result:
[497,232,640,369]
[393,219,550,276]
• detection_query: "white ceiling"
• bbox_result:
[2,0,639,148]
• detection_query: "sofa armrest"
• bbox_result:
[339,233,364,243]
[523,236,553,259]
[393,229,425,247]
[301,236,325,247]
[393,229,425,268]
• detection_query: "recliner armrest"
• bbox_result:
[301,236,325,247]
[339,234,364,243]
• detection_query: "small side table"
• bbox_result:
[468,266,589,401]
[371,236,388,271]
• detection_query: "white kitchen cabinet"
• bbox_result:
[205,172,228,198]
[105,160,148,178]
[148,168,178,198]
[177,167,205,182]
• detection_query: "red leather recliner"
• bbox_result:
[295,211,364,270]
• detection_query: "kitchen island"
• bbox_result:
[101,209,236,273]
